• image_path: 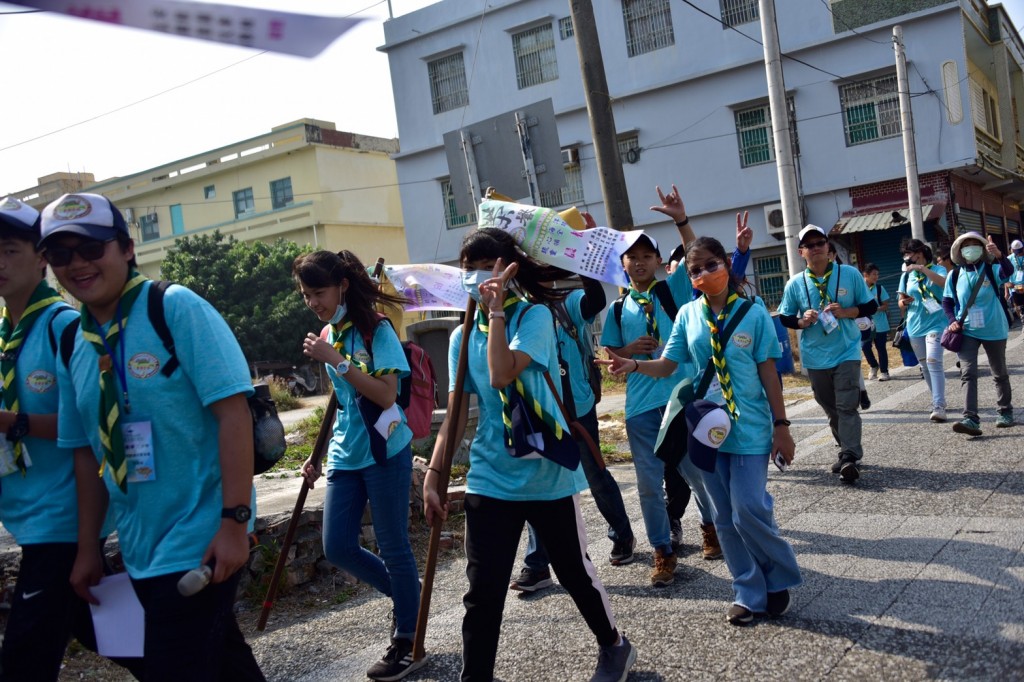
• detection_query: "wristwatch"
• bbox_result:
[222,505,252,524]
[6,412,29,442]
[335,358,351,375]
[773,419,792,428]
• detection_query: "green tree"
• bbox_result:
[160,231,313,366]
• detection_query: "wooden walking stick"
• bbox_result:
[412,297,476,661]
[256,256,386,631]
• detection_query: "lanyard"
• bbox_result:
[802,264,839,310]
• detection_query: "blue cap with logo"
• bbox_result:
[0,196,41,235]
[39,193,128,247]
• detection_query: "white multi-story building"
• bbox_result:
[382,0,1024,310]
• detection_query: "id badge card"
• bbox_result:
[818,309,839,334]
[968,307,985,329]
[1012,270,1024,286]
[122,419,156,483]
[705,375,726,407]
[922,298,942,314]
[0,438,29,477]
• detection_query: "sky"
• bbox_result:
[2,0,1024,197]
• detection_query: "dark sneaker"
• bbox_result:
[366,638,427,681]
[766,589,791,617]
[609,536,636,566]
[830,457,843,474]
[997,413,1015,428]
[669,517,684,550]
[726,604,754,626]
[859,390,871,410]
[509,567,553,593]
[650,548,677,587]
[700,523,723,560]
[590,634,637,682]
[839,459,860,484]
[953,418,982,436]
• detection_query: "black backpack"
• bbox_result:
[59,281,286,475]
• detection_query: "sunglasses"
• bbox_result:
[44,239,114,267]
[800,239,828,250]
[687,260,725,279]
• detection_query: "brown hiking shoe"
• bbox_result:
[650,548,677,587]
[701,523,723,560]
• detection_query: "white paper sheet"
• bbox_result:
[89,573,145,658]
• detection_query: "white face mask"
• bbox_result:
[961,245,984,264]
[328,302,347,325]
[460,269,492,302]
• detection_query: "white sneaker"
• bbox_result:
[878,372,890,382]
[930,408,947,423]
[868,367,878,380]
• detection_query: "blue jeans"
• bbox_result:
[909,333,946,410]
[701,453,802,613]
[625,407,713,551]
[322,446,420,639]
[523,408,634,571]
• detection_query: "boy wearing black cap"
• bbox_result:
[39,193,264,680]
[778,225,877,483]
[0,197,142,680]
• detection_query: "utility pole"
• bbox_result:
[893,25,925,242]
[758,0,803,276]
[568,0,633,229]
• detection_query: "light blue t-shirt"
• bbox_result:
[779,263,871,370]
[898,266,948,337]
[552,289,597,418]
[449,302,586,501]
[1009,254,1024,286]
[325,319,412,471]
[663,297,781,455]
[944,265,1009,341]
[868,284,891,333]
[0,304,87,545]
[600,268,693,419]
[57,282,255,579]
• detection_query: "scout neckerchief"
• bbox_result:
[80,271,148,493]
[701,292,741,421]
[912,264,940,303]
[0,281,64,471]
[476,295,567,450]
[331,316,401,378]
[804,263,835,307]
[628,280,660,342]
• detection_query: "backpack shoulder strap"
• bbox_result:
[950,268,960,307]
[59,317,81,369]
[984,262,1013,323]
[613,293,627,328]
[549,299,577,339]
[47,304,75,357]
[148,280,179,378]
[652,280,678,320]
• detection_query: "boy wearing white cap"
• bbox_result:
[778,225,876,483]
[0,197,142,681]
[38,193,264,680]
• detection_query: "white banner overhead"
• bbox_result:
[11,1,362,57]
[384,263,468,312]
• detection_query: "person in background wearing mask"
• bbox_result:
[778,225,876,483]
[936,246,955,273]
[1005,239,1024,326]
[424,228,636,682]
[943,233,1015,435]
[897,239,949,423]
[861,264,891,382]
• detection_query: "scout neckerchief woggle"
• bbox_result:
[628,281,660,346]
[80,271,148,493]
[0,281,64,471]
[913,264,940,304]
[701,292,741,421]
[805,263,834,307]
[331,316,400,378]
[477,294,566,449]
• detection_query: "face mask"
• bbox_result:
[903,256,915,267]
[691,268,730,297]
[961,245,984,264]
[460,269,492,302]
[328,302,347,325]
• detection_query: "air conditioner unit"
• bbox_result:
[764,203,785,238]
[561,148,579,165]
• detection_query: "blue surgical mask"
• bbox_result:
[961,245,984,264]
[460,269,492,302]
[328,302,347,325]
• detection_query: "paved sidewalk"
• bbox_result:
[247,331,1024,680]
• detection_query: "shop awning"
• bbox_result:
[831,203,946,235]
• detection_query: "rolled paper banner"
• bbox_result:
[384,264,469,312]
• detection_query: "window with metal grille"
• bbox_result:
[442,179,476,230]
[540,154,585,208]
[233,188,255,218]
[720,0,758,26]
[512,24,558,90]
[840,74,901,146]
[622,0,674,57]
[270,177,293,209]
[753,254,787,310]
[428,52,469,114]
[558,16,574,39]
[139,213,159,242]
[617,134,640,165]
[735,98,798,167]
